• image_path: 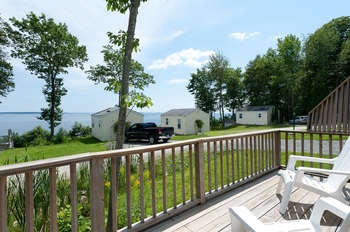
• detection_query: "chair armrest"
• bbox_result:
[229,206,264,231]
[286,155,336,170]
[297,167,350,176]
[310,197,350,225]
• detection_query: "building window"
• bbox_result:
[177,119,181,129]
[239,113,242,119]
[258,113,262,118]
[92,119,95,128]
[166,118,169,125]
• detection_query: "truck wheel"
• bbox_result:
[163,139,169,143]
[149,135,157,145]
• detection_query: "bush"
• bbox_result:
[69,122,91,137]
[54,128,70,144]
[12,126,50,147]
[12,122,91,147]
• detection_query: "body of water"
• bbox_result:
[0,112,161,135]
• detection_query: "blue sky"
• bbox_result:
[1,0,349,113]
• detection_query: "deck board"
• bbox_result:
[142,170,348,232]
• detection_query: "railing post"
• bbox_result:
[0,176,7,231]
[8,129,13,148]
[195,140,206,204]
[274,131,281,167]
[49,168,58,232]
[25,172,34,232]
[90,158,105,231]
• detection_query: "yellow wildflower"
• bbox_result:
[105,181,111,187]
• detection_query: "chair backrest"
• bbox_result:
[327,137,350,187]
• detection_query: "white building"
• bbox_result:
[161,108,210,135]
[91,107,144,141]
[236,106,274,125]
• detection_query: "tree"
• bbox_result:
[86,44,155,108]
[276,34,303,120]
[207,51,230,127]
[187,67,216,118]
[105,0,147,231]
[224,67,245,118]
[244,35,303,123]
[6,12,88,138]
[0,15,15,103]
[302,16,350,111]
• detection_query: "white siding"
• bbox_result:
[161,109,210,135]
[236,107,273,125]
[91,109,143,141]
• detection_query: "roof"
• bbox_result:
[91,106,144,117]
[237,106,274,112]
[161,108,204,116]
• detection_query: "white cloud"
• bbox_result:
[148,48,214,69]
[168,79,188,84]
[270,35,283,40]
[229,32,261,41]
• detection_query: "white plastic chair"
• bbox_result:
[276,137,350,214]
[229,197,350,232]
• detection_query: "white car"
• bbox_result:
[289,116,308,124]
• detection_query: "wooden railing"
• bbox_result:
[0,129,347,231]
[307,76,350,133]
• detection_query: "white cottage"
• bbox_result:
[236,106,274,125]
[161,108,210,135]
[91,107,144,141]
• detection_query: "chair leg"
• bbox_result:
[276,176,284,194]
[279,181,294,214]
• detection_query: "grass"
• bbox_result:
[171,124,290,140]
[0,137,106,165]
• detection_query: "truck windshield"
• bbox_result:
[144,123,156,128]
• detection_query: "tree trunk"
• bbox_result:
[106,0,141,231]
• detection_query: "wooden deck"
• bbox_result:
[143,170,349,232]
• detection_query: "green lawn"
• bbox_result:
[171,124,290,140]
[0,137,106,165]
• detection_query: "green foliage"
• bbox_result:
[187,67,216,115]
[0,15,15,103]
[188,51,244,126]
[6,12,88,138]
[11,123,92,148]
[244,35,303,122]
[54,127,70,144]
[7,160,51,231]
[86,44,155,108]
[12,126,50,147]
[302,16,350,111]
[69,122,90,137]
[58,205,91,232]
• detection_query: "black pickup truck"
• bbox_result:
[124,122,174,144]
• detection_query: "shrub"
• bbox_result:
[69,122,90,137]
[12,126,50,147]
[54,128,70,144]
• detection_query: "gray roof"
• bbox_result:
[92,106,143,117]
[161,108,199,116]
[237,106,274,112]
